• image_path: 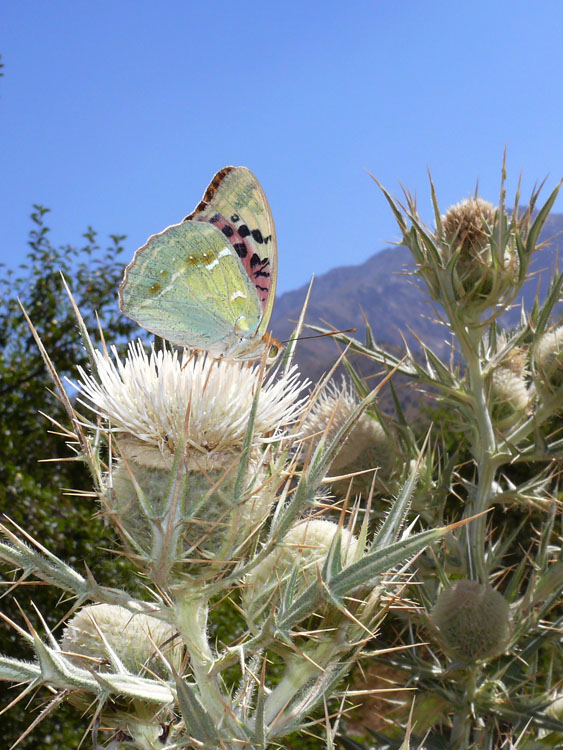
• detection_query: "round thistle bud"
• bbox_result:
[533,326,563,396]
[440,198,518,305]
[431,580,511,662]
[243,518,360,622]
[61,603,182,677]
[489,365,532,429]
[301,379,396,487]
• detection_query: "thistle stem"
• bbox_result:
[174,592,232,730]
[450,669,476,749]
[451,321,497,583]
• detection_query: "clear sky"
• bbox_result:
[1,0,562,295]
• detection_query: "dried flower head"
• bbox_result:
[442,197,496,257]
[440,197,518,303]
[61,603,182,677]
[301,379,395,477]
[76,341,306,471]
[533,326,563,396]
[431,580,511,662]
[243,518,360,621]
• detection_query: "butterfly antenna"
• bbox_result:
[281,328,356,345]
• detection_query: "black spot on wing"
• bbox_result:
[251,229,264,244]
[238,224,250,238]
[233,242,248,258]
[222,225,234,238]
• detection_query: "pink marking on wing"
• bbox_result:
[203,216,272,309]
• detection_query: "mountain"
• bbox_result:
[271,212,563,383]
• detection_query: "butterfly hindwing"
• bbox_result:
[185,166,278,339]
[119,220,262,350]
[119,166,280,359]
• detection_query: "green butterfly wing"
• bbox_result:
[119,220,263,351]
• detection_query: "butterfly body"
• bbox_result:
[119,167,281,361]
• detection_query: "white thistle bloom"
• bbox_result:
[76,341,306,470]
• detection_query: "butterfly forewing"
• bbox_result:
[185,166,278,340]
[119,221,262,351]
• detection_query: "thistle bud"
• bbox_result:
[243,519,359,621]
[301,380,396,485]
[533,326,563,396]
[440,198,518,306]
[489,365,531,429]
[431,580,511,662]
[61,603,182,677]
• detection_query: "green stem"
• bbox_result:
[450,669,476,749]
[263,639,339,732]
[453,321,498,583]
[174,592,235,731]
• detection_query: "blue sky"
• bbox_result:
[1,0,562,295]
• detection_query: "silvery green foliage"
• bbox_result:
[0,293,444,749]
[312,165,563,748]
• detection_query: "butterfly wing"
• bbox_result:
[119,220,263,352]
[185,166,278,341]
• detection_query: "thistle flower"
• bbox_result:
[243,518,360,621]
[440,197,518,304]
[442,197,496,260]
[533,325,563,396]
[75,342,307,573]
[77,341,306,471]
[61,603,182,677]
[431,580,511,662]
[301,379,395,482]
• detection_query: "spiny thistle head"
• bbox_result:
[76,342,306,574]
[108,456,275,571]
[243,518,360,622]
[533,325,563,396]
[439,197,518,305]
[442,197,496,257]
[489,331,528,375]
[301,379,395,479]
[431,580,511,662]
[61,603,182,677]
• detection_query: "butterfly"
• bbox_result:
[119,166,282,362]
